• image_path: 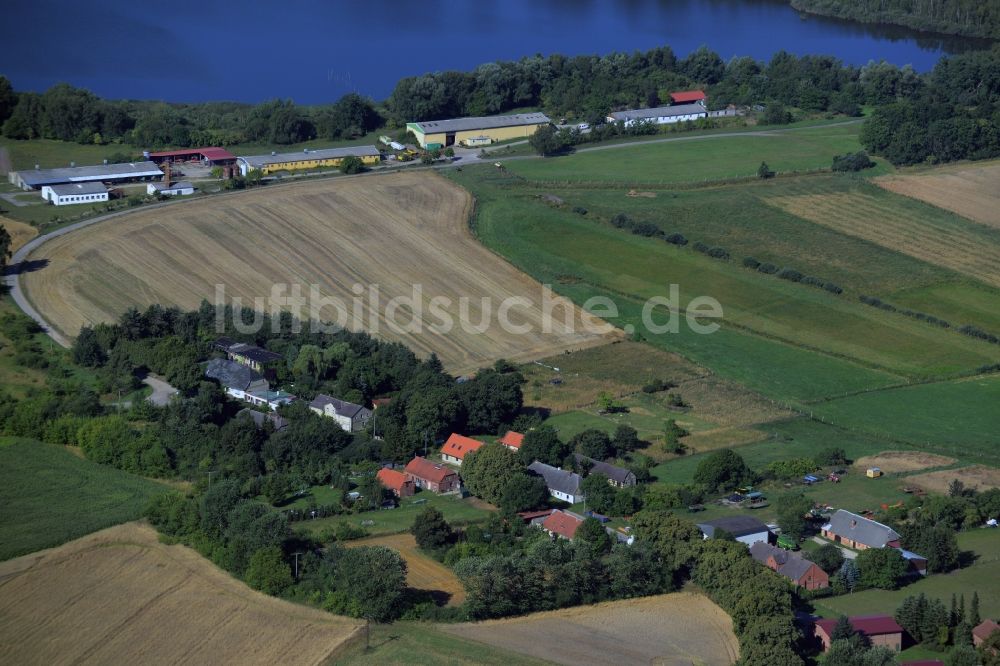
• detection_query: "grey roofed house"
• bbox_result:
[15,161,163,189]
[822,509,901,548]
[239,145,381,169]
[527,461,583,498]
[607,103,707,123]
[236,408,290,431]
[573,453,637,486]
[749,542,815,581]
[410,112,551,134]
[204,358,265,391]
[309,393,370,419]
[46,182,109,196]
[215,338,283,365]
[697,515,770,539]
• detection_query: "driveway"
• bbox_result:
[144,375,179,406]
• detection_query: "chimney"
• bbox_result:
[163,161,172,188]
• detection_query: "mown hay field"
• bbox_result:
[876,160,1000,230]
[0,215,37,253]
[347,533,465,606]
[766,188,1000,289]
[21,171,612,375]
[441,591,739,666]
[906,465,1000,494]
[0,522,362,666]
[853,450,956,474]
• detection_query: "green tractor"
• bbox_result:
[777,534,800,551]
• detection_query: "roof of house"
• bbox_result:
[573,453,635,485]
[46,182,109,196]
[148,147,236,161]
[236,408,289,431]
[220,341,283,364]
[151,181,195,192]
[441,433,485,461]
[377,468,412,493]
[542,510,584,539]
[409,112,551,134]
[309,393,370,419]
[18,161,162,188]
[973,619,1000,641]
[499,431,524,449]
[670,90,707,103]
[204,358,265,391]
[246,389,296,404]
[822,509,900,548]
[405,456,457,484]
[608,103,707,123]
[816,615,903,638]
[749,542,822,583]
[527,461,583,497]
[697,515,770,539]
[239,145,380,169]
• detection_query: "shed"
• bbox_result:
[696,516,771,546]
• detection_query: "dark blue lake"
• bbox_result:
[1,0,989,104]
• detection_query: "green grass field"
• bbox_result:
[335,622,546,666]
[814,529,1000,620]
[0,438,169,560]
[811,376,1000,463]
[451,168,1000,398]
[506,123,874,185]
[292,491,494,540]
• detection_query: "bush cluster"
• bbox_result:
[831,151,875,172]
[607,213,688,246]
[743,258,842,294]
[959,324,1000,345]
[641,378,676,394]
[859,295,952,328]
[692,242,730,260]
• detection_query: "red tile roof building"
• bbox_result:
[815,615,903,652]
[377,468,415,498]
[440,433,485,465]
[670,90,707,105]
[404,456,460,493]
[974,619,1000,647]
[499,430,524,451]
[147,147,237,164]
[541,510,585,540]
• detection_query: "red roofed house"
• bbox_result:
[404,456,460,493]
[147,147,237,166]
[670,90,707,105]
[815,615,903,652]
[499,430,524,452]
[441,433,484,465]
[377,467,415,498]
[541,510,585,540]
[974,619,1000,648]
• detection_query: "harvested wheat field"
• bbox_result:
[347,533,465,606]
[768,190,1000,288]
[441,591,739,666]
[905,465,1000,494]
[21,172,612,374]
[0,522,361,666]
[854,450,956,474]
[0,216,37,253]
[876,161,1000,229]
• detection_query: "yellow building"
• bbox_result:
[237,146,381,176]
[407,113,551,149]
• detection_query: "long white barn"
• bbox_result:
[607,102,708,128]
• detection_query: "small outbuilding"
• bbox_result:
[499,430,524,452]
[147,180,195,196]
[541,509,585,541]
[697,515,771,546]
[973,619,1000,648]
[377,468,415,498]
[527,461,585,504]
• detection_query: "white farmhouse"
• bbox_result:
[309,394,372,432]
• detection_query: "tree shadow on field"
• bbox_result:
[3,258,49,276]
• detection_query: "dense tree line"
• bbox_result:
[790,0,1000,39]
